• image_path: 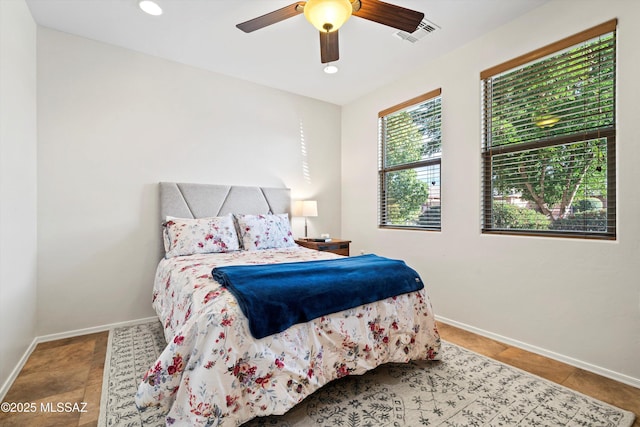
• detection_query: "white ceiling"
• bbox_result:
[25,0,549,105]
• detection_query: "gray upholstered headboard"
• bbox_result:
[159,182,292,220]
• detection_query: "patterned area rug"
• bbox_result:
[99,321,635,427]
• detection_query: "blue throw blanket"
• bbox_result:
[211,254,424,339]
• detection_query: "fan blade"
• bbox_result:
[353,0,424,33]
[236,2,305,33]
[320,30,339,63]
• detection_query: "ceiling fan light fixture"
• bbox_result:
[323,63,339,74]
[304,0,352,32]
[534,114,560,128]
[138,0,163,16]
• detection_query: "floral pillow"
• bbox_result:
[164,214,240,258]
[235,213,296,251]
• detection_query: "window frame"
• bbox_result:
[481,19,617,240]
[378,88,442,231]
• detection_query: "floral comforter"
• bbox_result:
[135,246,441,426]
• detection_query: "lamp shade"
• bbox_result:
[304,0,352,32]
[301,200,318,217]
[293,200,318,217]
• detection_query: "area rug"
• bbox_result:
[99,321,635,426]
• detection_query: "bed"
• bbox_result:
[135,182,441,426]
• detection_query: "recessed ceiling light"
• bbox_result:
[323,64,338,74]
[139,0,162,16]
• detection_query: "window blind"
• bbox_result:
[379,89,442,230]
[481,20,616,239]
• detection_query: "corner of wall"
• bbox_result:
[0,0,38,396]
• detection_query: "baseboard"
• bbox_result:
[0,316,158,402]
[436,315,640,389]
[0,337,38,402]
[37,316,158,343]
[5,315,637,401]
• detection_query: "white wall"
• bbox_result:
[0,0,38,396]
[36,28,342,335]
[342,0,640,385]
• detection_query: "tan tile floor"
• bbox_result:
[0,323,637,426]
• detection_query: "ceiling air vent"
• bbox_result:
[393,19,440,43]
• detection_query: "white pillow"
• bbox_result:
[163,214,240,258]
[235,213,296,251]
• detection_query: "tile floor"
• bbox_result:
[0,323,637,426]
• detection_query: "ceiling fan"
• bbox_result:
[236,0,425,64]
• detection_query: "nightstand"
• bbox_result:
[295,239,351,256]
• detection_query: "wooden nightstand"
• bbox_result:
[295,239,351,256]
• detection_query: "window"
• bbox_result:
[481,20,616,239]
[379,89,442,230]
